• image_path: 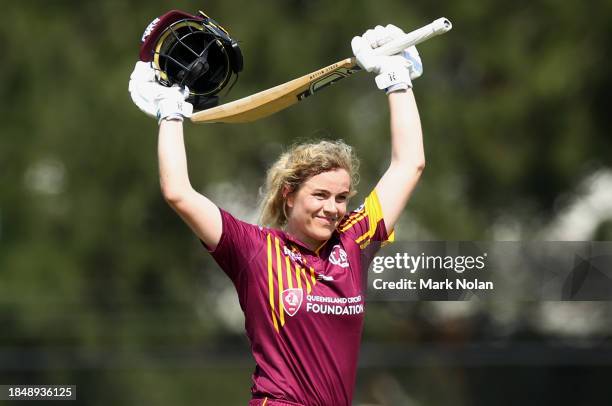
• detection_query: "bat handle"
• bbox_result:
[374,17,453,56]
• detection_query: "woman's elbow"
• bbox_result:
[161,185,190,207]
[415,159,426,174]
[392,160,425,176]
[409,162,425,184]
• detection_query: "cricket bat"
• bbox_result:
[190,17,452,124]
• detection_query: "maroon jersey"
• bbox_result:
[207,190,393,406]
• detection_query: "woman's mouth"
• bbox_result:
[316,216,336,226]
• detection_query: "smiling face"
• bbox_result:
[285,168,351,251]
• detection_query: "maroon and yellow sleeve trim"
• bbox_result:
[338,208,367,232]
[345,190,395,248]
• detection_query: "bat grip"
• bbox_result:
[374,17,453,56]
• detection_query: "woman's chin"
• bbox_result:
[308,227,333,242]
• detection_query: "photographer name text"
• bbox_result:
[373,278,493,290]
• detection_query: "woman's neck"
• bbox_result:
[285,224,321,252]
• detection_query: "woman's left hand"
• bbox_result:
[351,24,423,93]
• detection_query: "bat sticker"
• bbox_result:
[297,67,361,100]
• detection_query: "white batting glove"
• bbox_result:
[128,61,193,124]
[351,24,423,94]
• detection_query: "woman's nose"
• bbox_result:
[323,198,337,214]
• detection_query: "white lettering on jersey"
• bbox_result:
[306,302,364,315]
[305,294,364,316]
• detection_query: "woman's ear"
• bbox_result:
[283,185,294,208]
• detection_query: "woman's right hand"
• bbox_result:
[128,61,193,124]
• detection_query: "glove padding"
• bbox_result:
[351,24,423,94]
[128,61,193,124]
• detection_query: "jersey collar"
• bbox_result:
[282,230,339,256]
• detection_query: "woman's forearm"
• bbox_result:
[158,119,194,202]
[157,120,223,247]
[388,89,425,169]
[374,88,426,231]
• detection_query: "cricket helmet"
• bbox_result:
[139,10,243,111]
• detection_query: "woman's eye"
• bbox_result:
[337,196,347,202]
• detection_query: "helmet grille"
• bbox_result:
[157,22,231,96]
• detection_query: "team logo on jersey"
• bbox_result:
[329,244,349,268]
[281,288,303,317]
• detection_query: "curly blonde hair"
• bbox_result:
[259,140,360,229]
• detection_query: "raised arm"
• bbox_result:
[158,119,222,249]
[351,25,426,234]
[129,61,222,249]
[375,90,424,233]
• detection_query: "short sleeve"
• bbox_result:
[204,208,267,282]
[338,189,395,250]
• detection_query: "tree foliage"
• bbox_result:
[1,0,611,404]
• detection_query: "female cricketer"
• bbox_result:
[129,24,425,406]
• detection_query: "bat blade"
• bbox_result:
[189,17,452,124]
[190,58,359,124]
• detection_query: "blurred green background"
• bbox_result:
[2,0,612,404]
